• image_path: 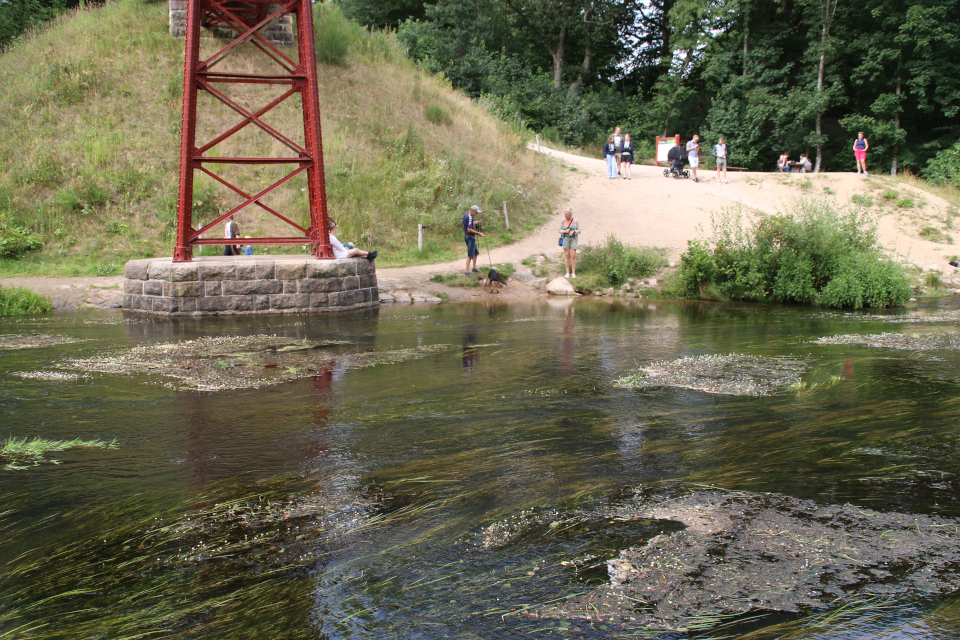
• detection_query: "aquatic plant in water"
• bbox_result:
[815,331,960,350]
[58,335,453,391]
[615,354,807,396]
[534,488,960,631]
[1,436,117,470]
[0,333,83,350]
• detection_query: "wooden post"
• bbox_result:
[536,133,541,152]
[502,201,509,230]
[418,224,423,252]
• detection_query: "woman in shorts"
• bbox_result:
[853,132,869,175]
[559,208,580,278]
[620,134,634,179]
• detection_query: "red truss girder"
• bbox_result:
[174,0,332,261]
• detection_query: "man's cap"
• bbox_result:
[470,205,482,212]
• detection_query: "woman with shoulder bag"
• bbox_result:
[559,208,581,278]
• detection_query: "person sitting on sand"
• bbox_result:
[329,219,377,261]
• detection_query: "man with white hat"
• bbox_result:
[463,204,485,275]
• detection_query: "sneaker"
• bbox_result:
[693,178,699,183]
[472,268,479,273]
[464,272,472,277]
[570,274,576,278]
[366,250,378,261]
[863,171,869,175]
[564,273,570,278]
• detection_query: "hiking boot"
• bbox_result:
[366,250,378,261]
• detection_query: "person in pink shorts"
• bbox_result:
[853,131,869,174]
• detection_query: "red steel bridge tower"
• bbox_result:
[173,0,332,262]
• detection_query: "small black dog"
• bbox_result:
[483,268,508,293]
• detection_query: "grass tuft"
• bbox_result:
[1,436,117,470]
[0,286,52,315]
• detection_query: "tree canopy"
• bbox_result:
[337,0,960,173]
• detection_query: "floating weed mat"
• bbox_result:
[814,332,960,350]
[615,354,807,396]
[10,371,87,382]
[0,470,401,638]
[532,488,960,634]
[0,333,83,350]
[59,335,453,391]
[1,436,117,470]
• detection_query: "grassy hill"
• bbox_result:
[0,0,557,276]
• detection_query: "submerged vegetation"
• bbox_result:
[1,436,117,470]
[615,354,807,396]
[0,286,51,316]
[676,200,911,309]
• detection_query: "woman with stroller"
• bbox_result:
[620,134,634,179]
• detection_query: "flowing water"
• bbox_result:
[3,297,960,638]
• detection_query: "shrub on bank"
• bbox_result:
[0,218,43,259]
[575,235,667,291]
[675,200,911,309]
[0,286,52,316]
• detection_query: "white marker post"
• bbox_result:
[418,224,423,252]
[502,201,509,230]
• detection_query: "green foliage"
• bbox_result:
[0,286,52,316]
[577,235,667,288]
[923,141,960,188]
[315,3,361,65]
[1,436,116,469]
[676,200,910,309]
[424,103,451,125]
[851,194,874,207]
[919,226,953,244]
[0,218,43,258]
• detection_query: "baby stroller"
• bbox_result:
[663,145,690,179]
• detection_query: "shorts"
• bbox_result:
[855,148,867,160]
[465,235,479,258]
[562,236,578,251]
[716,157,727,169]
[621,154,633,164]
[688,155,699,168]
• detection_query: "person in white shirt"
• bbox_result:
[224,215,240,255]
[686,134,701,183]
[714,137,728,183]
[613,126,624,176]
[328,219,377,261]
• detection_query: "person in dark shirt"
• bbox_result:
[463,205,485,275]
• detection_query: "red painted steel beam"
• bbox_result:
[174,0,332,262]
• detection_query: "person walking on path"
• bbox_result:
[713,137,728,183]
[559,208,580,278]
[463,204,485,275]
[686,134,701,182]
[853,132,869,174]
[621,134,634,179]
[603,136,618,179]
[328,219,377,260]
[613,126,624,177]
[223,215,240,255]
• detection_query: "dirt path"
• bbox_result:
[6,145,957,309]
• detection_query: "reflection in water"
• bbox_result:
[4,298,960,638]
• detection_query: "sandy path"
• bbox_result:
[379,145,958,289]
[5,145,957,308]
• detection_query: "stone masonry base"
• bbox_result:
[123,255,379,315]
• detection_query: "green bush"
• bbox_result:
[0,218,43,258]
[923,141,960,188]
[676,200,910,309]
[424,103,451,126]
[577,235,667,288]
[314,4,360,65]
[0,286,51,315]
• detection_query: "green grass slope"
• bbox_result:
[0,0,557,275]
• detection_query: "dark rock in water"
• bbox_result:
[539,489,960,630]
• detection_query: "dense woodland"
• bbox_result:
[5,0,960,177]
[343,0,960,177]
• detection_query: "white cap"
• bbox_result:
[470,205,481,213]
